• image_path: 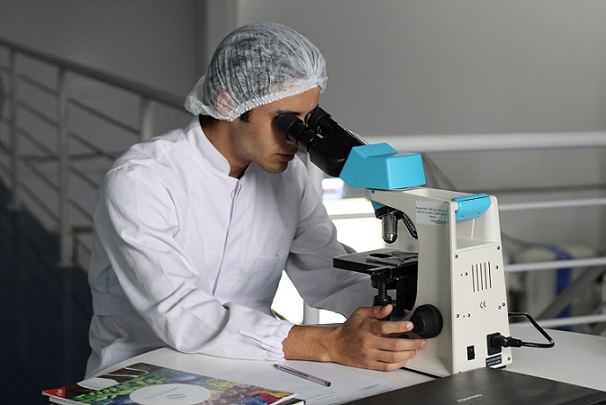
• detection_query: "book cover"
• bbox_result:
[43,362,301,405]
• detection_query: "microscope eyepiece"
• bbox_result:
[276,108,363,178]
[306,107,366,149]
[275,113,317,148]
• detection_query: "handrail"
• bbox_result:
[506,257,606,273]
[0,37,190,267]
[499,198,606,212]
[0,37,184,109]
[372,132,606,153]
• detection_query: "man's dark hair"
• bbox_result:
[199,110,251,127]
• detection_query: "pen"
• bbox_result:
[273,364,332,387]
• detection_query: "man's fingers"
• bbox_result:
[382,335,428,352]
[352,304,393,320]
[373,346,418,364]
[371,319,414,335]
[337,305,429,371]
[360,345,421,371]
[372,304,393,319]
[356,305,429,340]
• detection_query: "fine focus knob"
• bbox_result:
[410,304,443,338]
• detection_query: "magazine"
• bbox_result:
[43,362,302,405]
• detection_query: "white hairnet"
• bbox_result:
[185,22,327,121]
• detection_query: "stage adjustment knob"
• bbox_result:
[411,304,443,338]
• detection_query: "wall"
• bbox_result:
[236,0,606,136]
[2,0,604,140]
[0,0,202,96]
[2,0,604,133]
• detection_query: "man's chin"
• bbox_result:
[261,162,289,174]
[252,154,294,173]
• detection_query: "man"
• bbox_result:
[85,22,426,378]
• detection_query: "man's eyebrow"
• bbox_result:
[276,104,319,117]
[275,109,301,116]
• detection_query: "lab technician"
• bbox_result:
[85,22,426,378]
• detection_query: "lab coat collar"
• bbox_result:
[187,117,256,184]
[187,117,232,176]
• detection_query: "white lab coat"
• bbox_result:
[85,118,375,377]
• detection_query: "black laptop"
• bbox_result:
[344,367,606,404]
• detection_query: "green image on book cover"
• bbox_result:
[44,362,296,405]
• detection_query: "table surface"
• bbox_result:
[503,324,606,391]
[101,324,606,403]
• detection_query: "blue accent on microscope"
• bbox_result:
[452,194,491,221]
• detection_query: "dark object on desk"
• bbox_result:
[344,367,606,405]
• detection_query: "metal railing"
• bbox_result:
[0,37,189,266]
[0,37,604,332]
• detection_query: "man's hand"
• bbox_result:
[283,304,427,371]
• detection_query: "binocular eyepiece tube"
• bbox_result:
[275,107,364,178]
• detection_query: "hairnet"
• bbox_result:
[185,22,327,121]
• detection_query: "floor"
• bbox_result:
[0,183,92,404]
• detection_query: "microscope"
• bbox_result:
[277,108,513,377]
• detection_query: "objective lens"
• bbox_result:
[382,213,398,244]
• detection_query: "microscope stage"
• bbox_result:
[334,248,418,275]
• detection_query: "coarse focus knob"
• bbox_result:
[411,304,443,338]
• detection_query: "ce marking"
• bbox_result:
[479,300,487,309]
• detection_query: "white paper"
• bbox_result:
[212,360,432,405]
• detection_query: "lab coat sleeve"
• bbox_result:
[285,168,377,316]
[94,164,293,360]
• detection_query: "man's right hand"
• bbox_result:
[283,304,427,371]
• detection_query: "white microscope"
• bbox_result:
[277,107,515,377]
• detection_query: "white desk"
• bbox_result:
[504,325,606,391]
[103,325,606,404]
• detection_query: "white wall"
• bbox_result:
[236,0,606,136]
[2,0,604,135]
[0,0,208,96]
